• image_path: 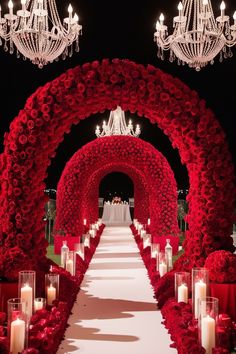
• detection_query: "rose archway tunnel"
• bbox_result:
[55,136,179,240]
[0,58,235,279]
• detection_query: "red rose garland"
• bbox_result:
[55,136,178,238]
[0,58,234,280]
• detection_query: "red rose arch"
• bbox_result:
[55,136,178,238]
[0,58,235,280]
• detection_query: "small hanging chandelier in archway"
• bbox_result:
[95,106,141,138]
[154,0,236,71]
[0,0,82,68]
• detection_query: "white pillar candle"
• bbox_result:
[47,284,56,305]
[66,259,74,275]
[141,230,146,238]
[10,318,25,354]
[201,315,215,354]
[20,283,33,318]
[147,218,150,225]
[194,280,206,318]
[34,299,44,311]
[159,262,167,277]
[177,283,188,303]
[83,219,87,225]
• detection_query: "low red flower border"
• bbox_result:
[0,225,105,354]
[0,58,235,279]
[130,224,236,354]
[55,136,178,238]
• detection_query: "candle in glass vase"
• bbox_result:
[83,219,87,226]
[47,284,56,305]
[194,280,206,318]
[177,283,188,303]
[201,315,215,354]
[34,298,45,312]
[66,258,74,275]
[20,283,32,318]
[159,262,167,277]
[10,317,25,354]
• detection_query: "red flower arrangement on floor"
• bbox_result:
[204,250,236,283]
[0,59,235,282]
[130,225,235,354]
[0,225,104,354]
[55,136,179,239]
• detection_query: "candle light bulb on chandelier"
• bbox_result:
[21,0,26,11]
[220,1,225,17]
[8,0,13,15]
[159,13,164,25]
[178,2,183,11]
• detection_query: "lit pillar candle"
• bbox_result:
[66,258,74,275]
[34,299,44,311]
[194,280,206,318]
[159,262,167,277]
[83,219,87,226]
[47,284,56,305]
[147,218,150,225]
[177,283,188,303]
[201,315,215,354]
[10,318,25,354]
[20,283,32,318]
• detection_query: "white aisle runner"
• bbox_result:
[57,226,177,354]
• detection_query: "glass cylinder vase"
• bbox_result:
[198,297,219,354]
[151,243,160,258]
[61,240,69,268]
[34,297,46,312]
[192,268,209,319]
[45,273,59,306]
[18,270,35,320]
[175,272,190,303]
[66,251,76,276]
[8,298,27,354]
[74,243,84,260]
[158,251,168,277]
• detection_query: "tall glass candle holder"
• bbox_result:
[175,272,190,303]
[192,268,209,319]
[158,251,168,277]
[66,251,76,276]
[8,298,26,354]
[143,234,151,248]
[45,273,59,306]
[151,243,160,258]
[198,297,219,354]
[61,240,69,268]
[34,297,46,312]
[74,243,84,260]
[84,233,90,247]
[18,270,35,320]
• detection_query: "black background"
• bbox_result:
[0,0,235,197]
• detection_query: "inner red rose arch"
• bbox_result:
[0,58,235,280]
[55,136,178,238]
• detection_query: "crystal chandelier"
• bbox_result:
[154,0,236,71]
[95,106,141,138]
[0,0,82,68]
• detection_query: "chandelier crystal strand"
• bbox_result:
[0,0,82,68]
[95,106,141,138]
[154,0,236,71]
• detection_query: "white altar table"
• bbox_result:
[102,204,132,224]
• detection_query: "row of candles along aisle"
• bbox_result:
[8,218,102,353]
[134,220,219,354]
[61,218,103,275]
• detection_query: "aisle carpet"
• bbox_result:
[57,226,177,354]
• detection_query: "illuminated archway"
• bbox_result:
[55,136,178,240]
